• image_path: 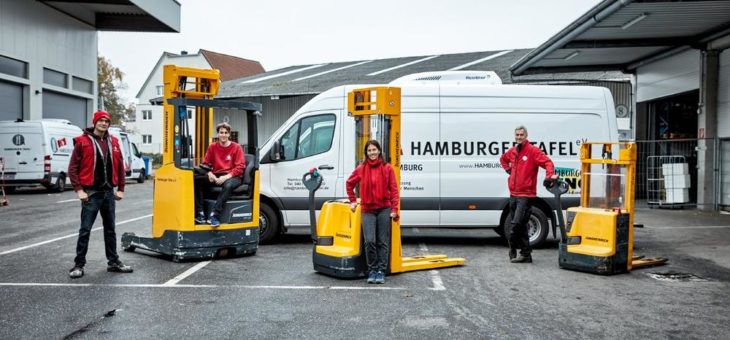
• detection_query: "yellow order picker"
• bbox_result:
[121,65,262,261]
[545,142,666,274]
[302,86,464,278]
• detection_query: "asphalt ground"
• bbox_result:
[0,182,729,339]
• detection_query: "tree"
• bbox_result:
[97,56,132,124]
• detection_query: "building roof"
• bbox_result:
[218,49,629,98]
[200,50,265,81]
[39,0,180,32]
[135,49,265,99]
[510,0,730,76]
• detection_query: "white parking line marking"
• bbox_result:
[0,283,407,290]
[0,214,153,256]
[417,242,447,291]
[163,260,212,286]
[428,270,445,291]
[56,198,79,204]
[645,225,730,229]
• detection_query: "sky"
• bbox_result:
[98,0,602,105]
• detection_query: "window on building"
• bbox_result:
[143,135,152,144]
[0,55,28,78]
[43,68,67,88]
[72,77,93,94]
[142,110,152,120]
[156,85,164,95]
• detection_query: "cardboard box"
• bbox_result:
[662,163,689,176]
[664,174,691,188]
[664,188,689,203]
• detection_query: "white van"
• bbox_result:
[108,127,147,183]
[0,119,82,192]
[256,71,619,245]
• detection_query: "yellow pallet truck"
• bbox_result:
[545,142,666,274]
[121,65,262,261]
[303,86,464,278]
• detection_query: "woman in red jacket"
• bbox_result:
[346,140,399,284]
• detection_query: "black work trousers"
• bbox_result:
[194,175,242,216]
[507,196,532,256]
[361,207,392,273]
[74,190,119,267]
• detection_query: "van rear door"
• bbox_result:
[15,124,44,179]
[119,133,132,176]
[0,124,20,176]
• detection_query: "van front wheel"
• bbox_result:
[258,203,279,244]
[503,207,549,248]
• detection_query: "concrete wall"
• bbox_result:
[0,0,96,123]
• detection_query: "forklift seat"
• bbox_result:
[208,152,255,200]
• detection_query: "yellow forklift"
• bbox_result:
[303,86,465,278]
[545,142,666,274]
[121,65,262,261]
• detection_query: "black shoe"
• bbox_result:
[69,266,84,279]
[194,212,207,224]
[107,261,133,273]
[509,249,517,260]
[510,255,532,263]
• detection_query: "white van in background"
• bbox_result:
[0,119,82,192]
[255,71,619,245]
[108,127,147,183]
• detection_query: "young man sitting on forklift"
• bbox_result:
[194,122,245,227]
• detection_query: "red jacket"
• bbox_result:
[500,139,555,197]
[346,160,399,213]
[68,129,125,192]
[203,141,245,177]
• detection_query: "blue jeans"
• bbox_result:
[74,191,119,266]
[361,207,391,273]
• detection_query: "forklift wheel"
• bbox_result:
[123,246,136,252]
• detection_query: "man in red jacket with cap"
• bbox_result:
[67,110,133,278]
[500,125,556,263]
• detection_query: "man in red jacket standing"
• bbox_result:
[67,110,133,279]
[194,122,245,227]
[499,126,556,263]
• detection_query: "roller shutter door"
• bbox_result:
[42,90,88,129]
[0,80,22,121]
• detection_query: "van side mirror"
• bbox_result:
[270,141,282,162]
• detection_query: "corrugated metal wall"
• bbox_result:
[214,94,317,145]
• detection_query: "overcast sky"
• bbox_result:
[98,0,601,105]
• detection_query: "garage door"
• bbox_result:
[42,90,88,129]
[0,80,22,121]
